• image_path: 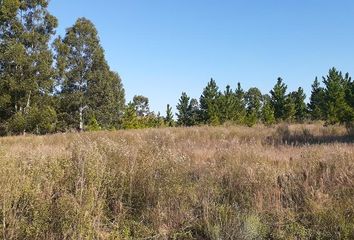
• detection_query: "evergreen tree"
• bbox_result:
[261,94,275,125]
[0,0,58,134]
[200,78,221,125]
[219,85,236,123]
[165,104,174,127]
[233,82,247,124]
[187,98,200,126]
[54,18,125,131]
[343,72,354,124]
[308,77,326,121]
[322,68,352,124]
[176,92,190,126]
[291,87,307,122]
[283,94,296,122]
[245,87,262,126]
[122,102,139,129]
[270,77,287,121]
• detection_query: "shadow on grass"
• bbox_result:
[279,134,354,146]
[268,126,354,146]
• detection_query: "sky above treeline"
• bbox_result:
[49,0,354,114]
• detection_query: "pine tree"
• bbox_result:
[0,0,58,134]
[54,18,125,131]
[323,68,352,124]
[261,95,275,125]
[233,82,247,124]
[308,77,326,121]
[219,85,236,123]
[200,78,221,125]
[270,77,287,121]
[283,94,296,122]
[122,102,139,129]
[291,87,307,122]
[187,98,200,126]
[176,92,190,126]
[165,104,174,127]
[343,73,354,124]
[245,87,262,126]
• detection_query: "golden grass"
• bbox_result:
[0,124,353,239]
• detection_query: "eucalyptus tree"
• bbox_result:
[0,0,58,134]
[54,18,125,131]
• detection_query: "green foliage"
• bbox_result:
[323,68,353,124]
[26,106,57,134]
[187,98,200,126]
[7,111,26,134]
[54,18,125,131]
[7,106,57,135]
[165,104,174,127]
[133,95,150,117]
[218,85,235,123]
[0,0,58,135]
[176,92,190,126]
[0,0,353,134]
[291,87,307,122]
[283,95,296,122]
[270,77,288,121]
[139,112,165,128]
[262,95,276,125]
[86,116,101,131]
[245,87,263,126]
[122,102,139,129]
[308,77,326,120]
[200,78,221,125]
[233,82,247,124]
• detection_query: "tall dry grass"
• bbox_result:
[0,124,353,239]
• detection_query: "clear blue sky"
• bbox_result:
[49,0,354,115]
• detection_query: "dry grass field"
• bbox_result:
[0,124,353,239]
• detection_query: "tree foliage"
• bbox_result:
[54,18,125,131]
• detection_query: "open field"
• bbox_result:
[0,124,353,239]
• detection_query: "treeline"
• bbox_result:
[1,1,353,136]
[173,69,354,128]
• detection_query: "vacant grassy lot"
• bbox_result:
[0,124,353,239]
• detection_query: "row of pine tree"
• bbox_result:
[174,70,354,127]
[1,1,353,136]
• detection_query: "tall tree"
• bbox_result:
[343,72,354,124]
[219,85,236,123]
[245,87,262,126]
[322,68,352,124]
[0,0,58,134]
[200,78,220,125]
[308,77,326,121]
[54,18,125,131]
[270,77,287,121]
[291,87,307,122]
[165,104,174,127]
[187,98,200,126]
[176,92,190,126]
[283,94,296,122]
[233,82,247,124]
[261,94,275,125]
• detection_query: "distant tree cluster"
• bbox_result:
[0,0,126,135]
[1,1,353,136]
[175,68,354,128]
